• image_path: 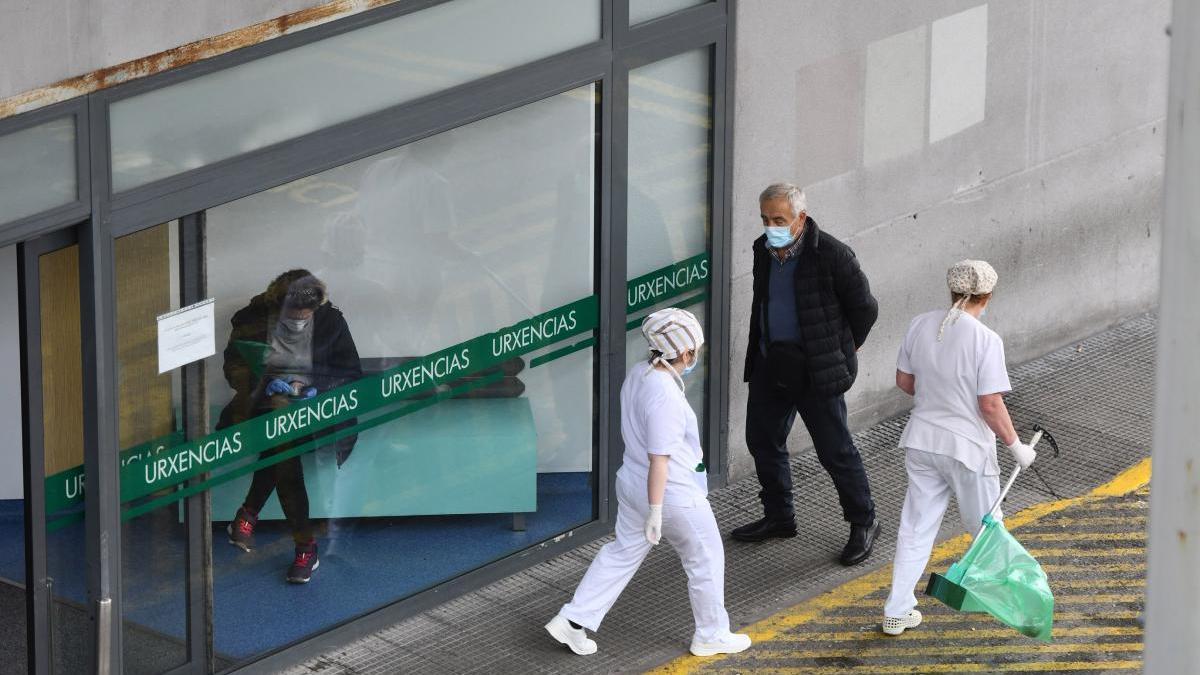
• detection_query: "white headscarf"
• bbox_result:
[938,259,999,341]
[641,307,705,391]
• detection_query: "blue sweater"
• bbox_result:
[763,254,802,352]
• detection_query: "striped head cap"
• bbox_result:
[642,307,705,360]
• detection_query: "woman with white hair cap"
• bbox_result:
[881,260,1037,635]
[545,307,752,657]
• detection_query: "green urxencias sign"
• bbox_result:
[43,253,710,525]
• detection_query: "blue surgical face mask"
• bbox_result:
[764,225,794,248]
[979,306,988,318]
[682,352,699,376]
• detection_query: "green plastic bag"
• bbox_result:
[927,514,1055,641]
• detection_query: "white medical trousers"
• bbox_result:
[558,472,730,642]
[884,448,1001,618]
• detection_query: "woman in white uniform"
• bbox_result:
[545,308,752,657]
[881,260,1037,635]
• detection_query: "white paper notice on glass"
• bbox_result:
[157,298,216,374]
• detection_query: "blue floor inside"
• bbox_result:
[0,472,593,661]
[0,500,23,583]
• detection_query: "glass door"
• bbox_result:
[1,242,30,673]
[19,226,92,674]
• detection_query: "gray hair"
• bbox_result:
[758,181,806,214]
[759,183,807,218]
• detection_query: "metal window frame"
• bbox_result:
[616,16,732,486]
[714,3,736,488]
[18,226,85,675]
[102,47,615,237]
[6,0,734,671]
[178,212,216,674]
[618,0,727,46]
[81,91,122,673]
[0,98,91,248]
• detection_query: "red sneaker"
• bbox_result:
[227,507,257,552]
[287,542,319,584]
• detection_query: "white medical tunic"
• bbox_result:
[896,310,1012,475]
[558,360,730,642]
[617,360,708,505]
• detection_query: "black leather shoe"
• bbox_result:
[840,519,880,566]
[730,516,798,542]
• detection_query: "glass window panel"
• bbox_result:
[30,242,93,672]
[111,221,191,675]
[116,84,597,664]
[0,245,27,669]
[110,0,601,192]
[0,117,77,226]
[626,48,712,428]
[630,0,709,25]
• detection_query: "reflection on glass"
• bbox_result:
[109,0,601,191]
[113,84,597,665]
[32,243,92,672]
[630,0,709,24]
[220,271,362,587]
[0,117,76,226]
[113,222,192,675]
[626,48,713,425]
[0,245,22,669]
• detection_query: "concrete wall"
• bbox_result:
[727,0,1169,481]
[0,0,322,101]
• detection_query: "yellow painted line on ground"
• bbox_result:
[1021,531,1145,542]
[1053,578,1145,589]
[822,610,1141,625]
[750,641,1144,660]
[842,592,1143,609]
[1035,515,1147,527]
[731,661,1144,674]
[1092,460,1152,496]
[1043,562,1146,574]
[1025,547,1145,559]
[1053,593,1143,604]
[770,625,1140,642]
[647,457,1152,675]
[1067,499,1150,513]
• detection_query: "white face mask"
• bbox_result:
[281,317,311,332]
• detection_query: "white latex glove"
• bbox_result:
[1007,440,1037,469]
[645,504,663,545]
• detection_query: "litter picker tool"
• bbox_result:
[924,428,1056,641]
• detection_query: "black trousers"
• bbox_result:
[745,354,875,526]
[244,395,313,545]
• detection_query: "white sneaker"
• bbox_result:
[690,632,752,657]
[545,615,597,655]
[881,609,923,635]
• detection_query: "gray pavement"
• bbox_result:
[283,313,1157,675]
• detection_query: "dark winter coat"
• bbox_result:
[216,294,363,465]
[744,217,879,397]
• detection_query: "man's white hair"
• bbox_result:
[759,183,807,218]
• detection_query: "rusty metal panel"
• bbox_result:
[0,0,402,120]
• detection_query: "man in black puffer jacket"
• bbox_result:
[732,183,881,566]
